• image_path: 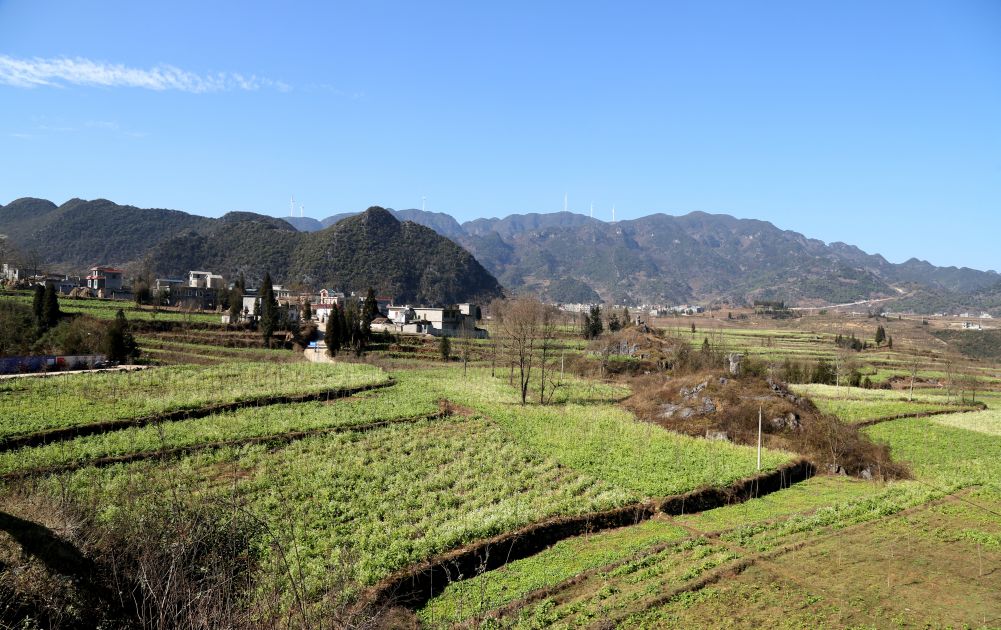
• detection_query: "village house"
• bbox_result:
[383,303,487,338]
[1,263,21,283]
[86,266,124,292]
[155,278,185,295]
[188,271,225,290]
[173,286,218,310]
[317,289,345,305]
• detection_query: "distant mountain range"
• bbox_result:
[301,207,1001,313]
[1,197,998,313]
[0,199,501,305]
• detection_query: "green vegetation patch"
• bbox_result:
[0,362,388,438]
[419,519,689,627]
[0,376,442,475]
[865,418,1001,491]
[930,408,1001,437]
[404,369,793,496]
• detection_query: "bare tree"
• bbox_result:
[495,296,552,405]
[537,307,561,404]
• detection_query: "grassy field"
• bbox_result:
[0,362,388,439]
[789,383,977,423]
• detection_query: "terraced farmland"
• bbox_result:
[0,362,388,441]
[3,312,999,628]
[790,383,979,424]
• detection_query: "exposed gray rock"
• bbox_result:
[706,430,730,442]
[702,397,716,414]
[681,381,708,400]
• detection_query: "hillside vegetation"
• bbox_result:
[0,200,503,304]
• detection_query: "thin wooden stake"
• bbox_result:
[757,406,762,471]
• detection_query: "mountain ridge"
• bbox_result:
[1,197,997,312]
[0,199,502,305]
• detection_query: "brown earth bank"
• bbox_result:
[623,369,908,479]
[357,459,815,617]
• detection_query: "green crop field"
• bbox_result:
[137,336,301,364]
[2,365,795,617]
[0,377,443,475]
[0,362,388,439]
[416,363,1001,629]
[4,310,1000,628]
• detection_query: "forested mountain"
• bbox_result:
[0,198,215,269]
[2,196,996,311]
[0,199,502,305]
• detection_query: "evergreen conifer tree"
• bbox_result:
[325,305,342,356]
[42,284,60,331]
[260,272,277,346]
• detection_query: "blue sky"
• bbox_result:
[1,1,998,270]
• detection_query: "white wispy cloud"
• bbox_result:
[0,55,290,93]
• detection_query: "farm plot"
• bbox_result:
[0,376,443,476]
[0,362,388,440]
[1,292,222,324]
[399,368,793,497]
[790,383,978,424]
[420,478,942,628]
[929,407,1001,436]
[44,414,637,602]
[418,476,878,627]
[866,416,1001,491]
[138,336,301,364]
[627,488,1001,629]
[9,366,798,617]
[421,381,1001,628]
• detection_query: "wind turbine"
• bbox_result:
[563,193,568,213]
[422,196,427,212]
[290,194,295,217]
[612,205,616,223]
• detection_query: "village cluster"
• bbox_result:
[0,263,486,340]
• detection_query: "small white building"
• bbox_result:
[188,271,225,290]
[384,304,487,338]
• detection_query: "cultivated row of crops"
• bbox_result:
[418,476,942,627]
[0,362,388,438]
[0,377,444,475]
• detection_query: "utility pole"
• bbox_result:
[757,406,762,471]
